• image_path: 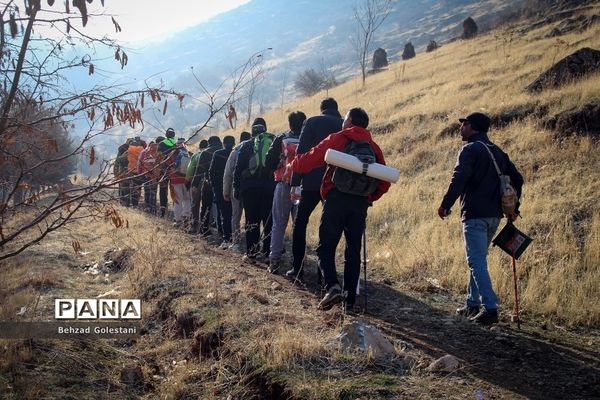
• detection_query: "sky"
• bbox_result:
[79,0,251,44]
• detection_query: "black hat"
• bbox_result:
[208,136,222,146]
[223,135,235,146]
[251,124,266,136]
[252,117,267,129]
[459,112,491,132]
[165,127,175,138]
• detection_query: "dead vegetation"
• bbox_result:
[1,3,600,399]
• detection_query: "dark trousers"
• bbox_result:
[159,179,169,217]
[214,191,232,241]
[316,190,368,306]
[118,180,130,206]
[144,180,157,214]
[291,189,322,270]
[129,175,143,207]
[199,184,214,234]
[191,185,201,228]
[242,186,275,257]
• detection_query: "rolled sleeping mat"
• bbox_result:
[324,149,400,183]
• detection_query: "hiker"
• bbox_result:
[287,97,343,281]
[223,131,252,250]
[265,111,306,273]
[225,104,237,130]
[138,139,159,214]
[189,136,222,236]
[209,135,236,248]
[171,138,192,227]
[289,107,390,312]
[126,136,146,208]
[187,140,209,233]
[157,128,178,218]
[115,139,131,206]
[233,118,275,262]
[438,112,524,325]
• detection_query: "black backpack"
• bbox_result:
[331,140,379,197]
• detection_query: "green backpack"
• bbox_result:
[246,132,274,176]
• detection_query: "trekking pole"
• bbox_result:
[511,250,521,330]
[362,224,368,313]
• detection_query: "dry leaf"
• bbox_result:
[48,138,58,153]
[88,63,94,75]
[162,99,168,115]
[9,13,17,38]
[89,146,96,165]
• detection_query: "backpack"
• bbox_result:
[246,132,274,177]
[174,148,191,175]
[331,140,379,197]
[477,141,518,218]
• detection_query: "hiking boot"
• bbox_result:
[285,268,303,281]
[456,305,480,318]
[242,254,256,264]
[470,308,499,325]
[267,259,281,274]
[344,302,359,316]
[318,284,343,311]
[219,241,232,249]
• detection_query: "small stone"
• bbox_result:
[426,354,460,372]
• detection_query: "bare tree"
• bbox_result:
[353,0,393,86]
[294,67,337,97]
[0,1,270,261]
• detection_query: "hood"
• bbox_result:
[340,126,372,141]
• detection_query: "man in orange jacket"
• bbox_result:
[289,107,390,312]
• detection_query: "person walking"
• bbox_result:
[187,136,222,236]
[438,112,524,325]
[138,139,159,214]
[126,136,146,207]
[265,111,306,273]
[223,131,252,250]
[209,135,236,248]
[286,98,343,281]
[233,118,275,262]
[157,128,178,218]
[187,140,208,233]
[170,138,192,227]
[289,107,390,312]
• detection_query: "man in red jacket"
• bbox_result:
[289,107,390,312]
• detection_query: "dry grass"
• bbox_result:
[218,13,600,325]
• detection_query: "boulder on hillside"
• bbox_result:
[545,102,600,137]
[330,320,396,359]
[372,47,389,70]
[402,42,416,60]
[426,40,439,52]
[527,47,600,92]
[462,17,478,39]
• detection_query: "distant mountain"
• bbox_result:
[97,0,524,150]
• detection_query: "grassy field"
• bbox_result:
[1,5,600,400]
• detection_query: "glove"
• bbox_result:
[437,206,451,220]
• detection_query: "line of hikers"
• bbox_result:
[114,98,523,322]
[114,98,390,312]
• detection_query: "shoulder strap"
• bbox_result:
[476,141,502,176]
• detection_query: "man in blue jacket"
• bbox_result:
[286,98,343,282]
[438,112,524,325]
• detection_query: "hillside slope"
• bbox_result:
[2,2,600,399]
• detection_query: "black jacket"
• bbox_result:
[209,146,233,197]
[441,132,524,220]
[290,109,343,190]
[192,143,222,188]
